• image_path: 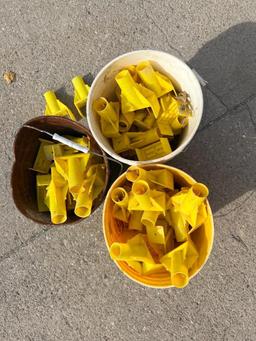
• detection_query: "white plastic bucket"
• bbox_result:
[87,50,203,166]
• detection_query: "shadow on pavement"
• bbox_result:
[189,22,256,108]
[169,22,256,213]
[54,24,256,213]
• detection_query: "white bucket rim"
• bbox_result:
[87,49,203,165]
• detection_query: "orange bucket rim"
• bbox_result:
[103,163,214,288]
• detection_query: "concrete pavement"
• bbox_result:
[0,1,256,340]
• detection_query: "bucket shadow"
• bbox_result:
[83,72,94,86]
[169,22,256,213]
[189,22,256,109]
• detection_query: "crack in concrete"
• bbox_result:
[199,93,256,133]
[141,0,184,59]
[199,108,229,132]
[230,233,248,251]
[245,103,256,132]
[215,191,255,219]
[205,85,228,109]
[0,227,50,264]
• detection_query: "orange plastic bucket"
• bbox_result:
[103,164,214,288]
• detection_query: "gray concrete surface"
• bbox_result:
[1,0,256,340]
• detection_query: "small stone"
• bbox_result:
[3,70,16,84]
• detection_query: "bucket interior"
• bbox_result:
[12,116,109,225]
[88,50,203,165]
[103,164,214,288]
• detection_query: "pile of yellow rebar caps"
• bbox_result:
[93,61,192,161]
[108,166,209,288]
[33,136,106,224]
